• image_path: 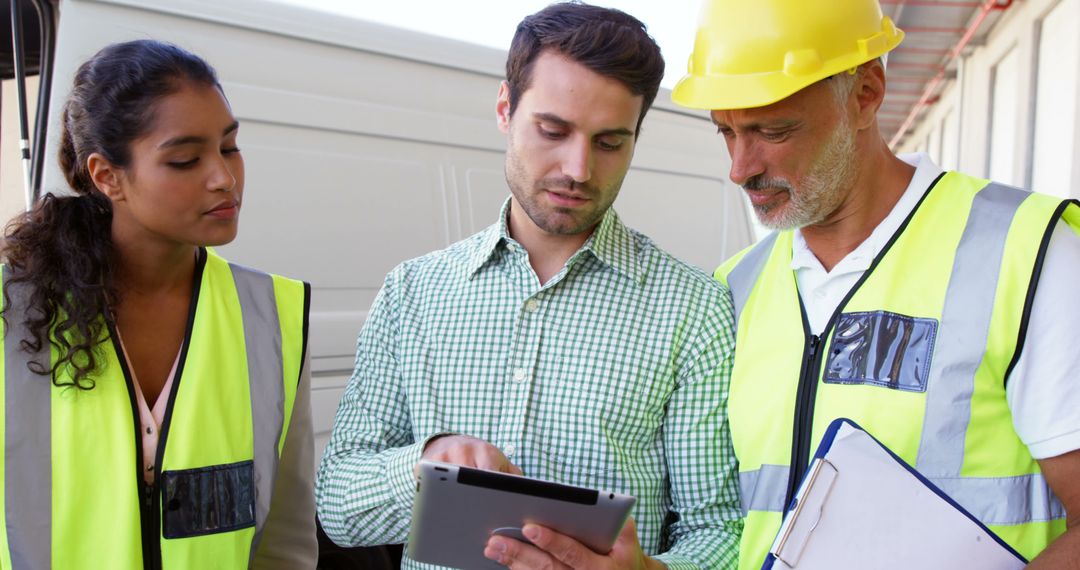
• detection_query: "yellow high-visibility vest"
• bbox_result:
[0,248,308,569]
[717,172,1080,568]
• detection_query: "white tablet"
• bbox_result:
[407,460,636,569]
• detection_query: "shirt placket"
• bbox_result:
[497,250,547,465]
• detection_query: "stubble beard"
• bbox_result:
[503,139,620,236]
[749,117,858,231]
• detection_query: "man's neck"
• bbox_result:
[800,141,916,272]
[507,205,595,286]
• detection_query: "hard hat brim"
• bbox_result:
[671,71,831,111]
[672,28,903,111]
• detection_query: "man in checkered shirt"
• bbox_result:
[316,3,742,568]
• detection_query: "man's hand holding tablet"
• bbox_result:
[483,517,668,570]
[408,454,640,570]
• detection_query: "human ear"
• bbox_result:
[855,61,887,130]
[87,153,125,202]
[496,81,512,134]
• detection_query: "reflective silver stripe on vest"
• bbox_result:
[727,232,779,326]
[917,182,1064,524]
[229,263,285,566]
[917,183,1027,475]
[739,465,790,516]
[3,267,52,569]
[932,474,1068,526]
[735,182,1064,526]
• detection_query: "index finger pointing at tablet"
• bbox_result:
[420,434,522,474]
[466,442,523,475]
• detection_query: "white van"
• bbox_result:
[6,0,753,462]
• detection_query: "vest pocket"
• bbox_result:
[161,460,256,539]
[823,311,937,393]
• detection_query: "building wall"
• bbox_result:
[898,0,1080,199]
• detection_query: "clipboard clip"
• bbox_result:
[769,458,839,567]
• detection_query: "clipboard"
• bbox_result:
[762,418,1027,569]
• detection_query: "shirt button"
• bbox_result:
[512,368,527,382]
[504,445,516,456]
[146,463,154,472]
[525,299,540,313]
[146,426,153,435]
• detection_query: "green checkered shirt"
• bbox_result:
[317,201,742,569]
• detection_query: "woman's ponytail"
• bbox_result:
[0,39,219,388]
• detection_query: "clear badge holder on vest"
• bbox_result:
[161,459,256,538]
[824,311,937,392]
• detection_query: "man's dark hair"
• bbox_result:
[506,1,665,135]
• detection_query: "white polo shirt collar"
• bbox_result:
[792,153,945,333]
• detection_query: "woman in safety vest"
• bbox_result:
[0,40,316,569]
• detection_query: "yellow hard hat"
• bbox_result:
[672,0,904,110]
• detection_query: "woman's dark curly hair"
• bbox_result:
[1,40,219,389]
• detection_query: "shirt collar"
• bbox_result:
[579,206,645,285]
[791,152,944,273]
[464,199,513,277]
[465,198,645,284]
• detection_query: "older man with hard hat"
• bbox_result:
[673,0,1080,568]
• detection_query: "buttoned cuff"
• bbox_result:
[384,440,427,511]
[652,553,701,570]
[385,433,463,510]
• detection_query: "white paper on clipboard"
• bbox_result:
[763,420,1027,570]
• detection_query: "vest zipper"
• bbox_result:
[144,414,176,570]
[785,332,822,508]
[141,481,161,570]
[110,249,206,570]
[113,326,165,570]
[127,384,163,570]
[775,173,947,515]
[143,249,204,570]
[113,320,158,570]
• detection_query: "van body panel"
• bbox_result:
[41,0,751,461]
